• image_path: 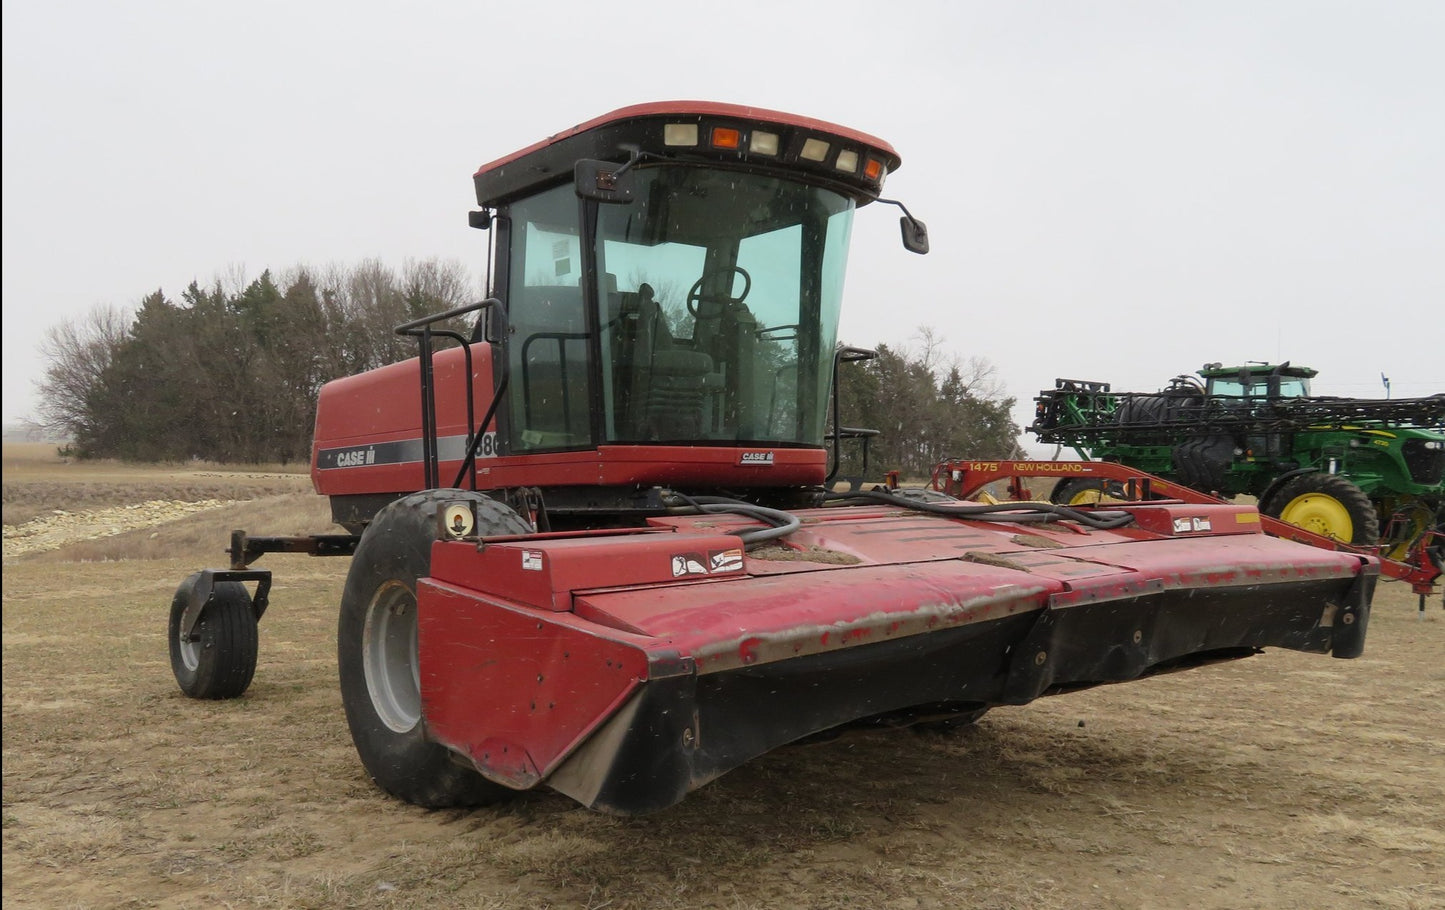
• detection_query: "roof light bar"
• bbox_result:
[660,120,886,184]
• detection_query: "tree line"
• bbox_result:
[832,329,1023,481]
[38,265,1021,471]
[39,259,475,463]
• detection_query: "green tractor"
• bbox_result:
[1031,362,1445,560]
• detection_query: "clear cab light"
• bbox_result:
[835,149,859,173]
[749,130,780,155]
[863,157,885,181]
[800,138,830,161]
[711,126,741,149]
[664,123,699,146]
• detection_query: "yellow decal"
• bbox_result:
[968,461,1089,474]
[1236,512,1261,524]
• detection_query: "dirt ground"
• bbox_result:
[3,444,1442,910]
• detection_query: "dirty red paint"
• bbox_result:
[414,496,1374,808]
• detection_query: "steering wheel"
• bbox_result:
[686,266,751,318]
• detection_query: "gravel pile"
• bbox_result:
[2,499,235,557]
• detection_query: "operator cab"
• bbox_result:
[312,102,922,526]
[477,103,910,463]
[1201,362,1316,402]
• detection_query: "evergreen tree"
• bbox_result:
[833,334,1021,481]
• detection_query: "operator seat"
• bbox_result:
[625,284,717,440]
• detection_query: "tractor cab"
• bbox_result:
[481,103,919,457]
[495,150,853,454]
[1201,362,1317,401]
[312,102,923,526]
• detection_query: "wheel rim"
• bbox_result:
[1064,483,1123,506]
[362,580,422,733]
[1279,492,1354,542]
[178,618,202,672]
[1382,507,1431,561]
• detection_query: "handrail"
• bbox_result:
[825,346,879,486]
[394,298,508,492]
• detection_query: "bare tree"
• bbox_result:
[35,304,131,439]
[401,257,474,315]
[400,257,478,344]
[217,262,251,299]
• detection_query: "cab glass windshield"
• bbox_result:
[594,166,854,446]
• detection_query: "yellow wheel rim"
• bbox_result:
[1279,492,1354,542]
[1382,508,1430,561]
[1066,487,1127,505]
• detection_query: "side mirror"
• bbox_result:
[875,198,930,254]
[895,213,930,252]
[575,160,635,203]
[899,215,929,254]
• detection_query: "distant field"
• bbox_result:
[1,443,329,561]
[3,445,1442,910]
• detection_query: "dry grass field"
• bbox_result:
[4,442,1442,910]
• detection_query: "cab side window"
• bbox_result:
[506,184,592,451]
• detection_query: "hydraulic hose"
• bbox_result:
[664,488,1134,544]
[663,493,803,545]
[823,488,1137,530]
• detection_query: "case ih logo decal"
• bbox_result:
[672,548,745,578]
[739,451,774,466]
[317,433,498,469]
[333,447,376,467]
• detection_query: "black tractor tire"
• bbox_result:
[1051,478,1126,506]
[1263,473,1380,547]
[338,489,532,808]
[169,573,259,700]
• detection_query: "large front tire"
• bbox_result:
[169,573,258,700]
[1264,473,1380,546]
[338,489,532,808]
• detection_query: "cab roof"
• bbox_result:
[1199,362,1318,379]
[473,101,902,208]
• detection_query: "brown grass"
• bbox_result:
[4,445,1444,909]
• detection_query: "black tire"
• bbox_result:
[338,489,532,808]
[169,573,258,700]
[1050,478,1126,506]
[1263,473,1380,546]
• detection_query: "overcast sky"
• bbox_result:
[4,1,1441,450]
